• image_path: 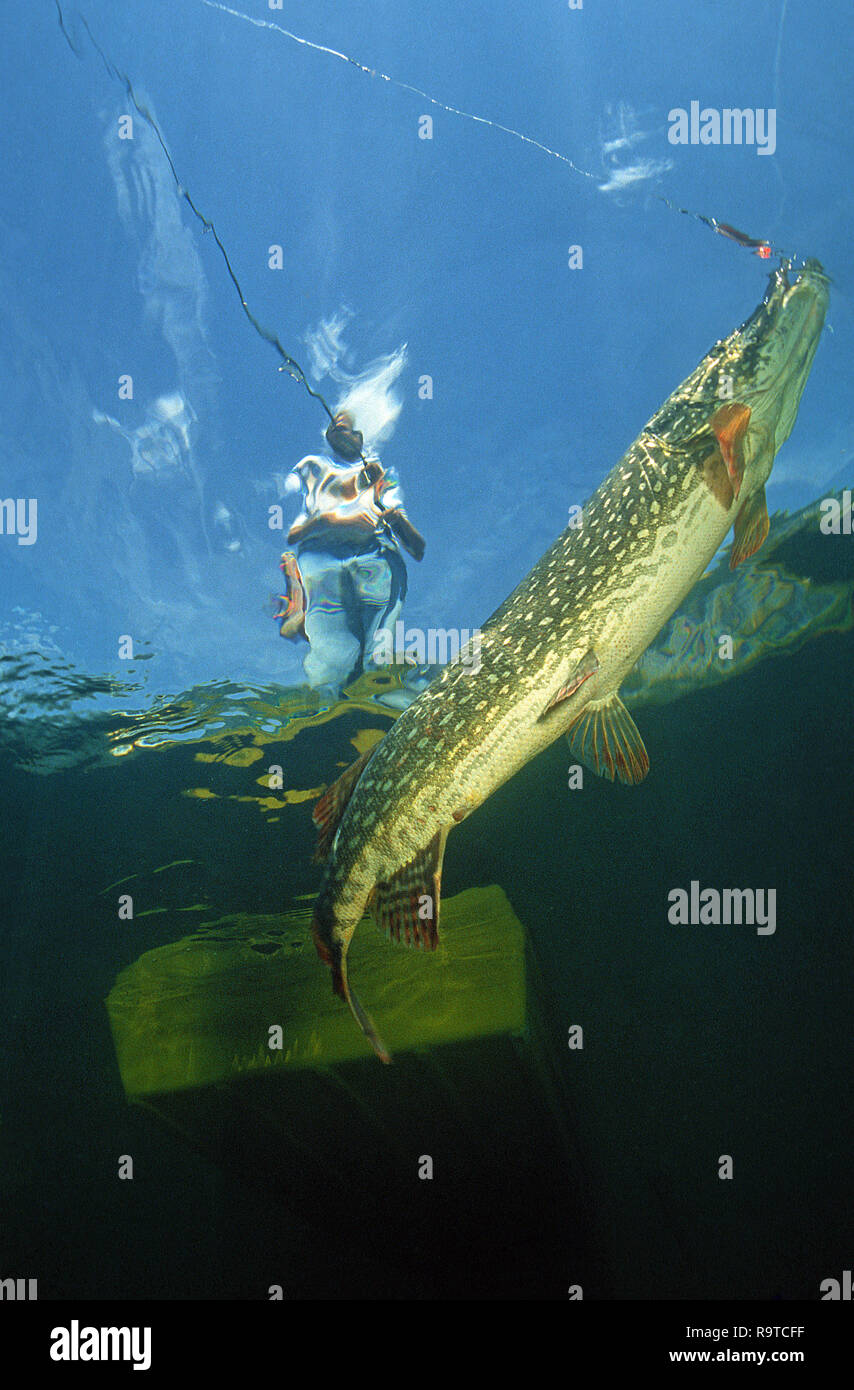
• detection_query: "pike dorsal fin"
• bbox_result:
[711,402,751,500]
[369,828,448,949]
[730,486,770,568]
[312,746,375,862]
[566,693,650,785]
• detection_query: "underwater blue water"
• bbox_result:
[1,0,852,696]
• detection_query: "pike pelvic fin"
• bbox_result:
[701,447,734,511]
[730,486,770,568]
[312,746,376,862]
[711,402,751,501]
[542,649,599,716]
[566,693,650,784]
[369,827,447,949]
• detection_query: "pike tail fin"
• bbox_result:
[312,909,392,1064]
[343,970,392,1066]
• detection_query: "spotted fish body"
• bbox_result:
[312,260,829,1061]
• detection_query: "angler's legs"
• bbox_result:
[348,548,407,670]
[298,549,363,691]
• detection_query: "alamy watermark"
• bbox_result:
[0,1276,37,1300]
[372,622,482,673]
[821,1269,854,1299]
[0,497,37,545]
[819,491,854,534]
[668,103,776,157]
[50,1321,151,1371]
[668,881,776,935]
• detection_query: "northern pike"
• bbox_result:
[310,259,829,1061]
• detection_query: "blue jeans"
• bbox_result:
[297,545,406,693]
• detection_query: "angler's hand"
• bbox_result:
[384,507,426,561]
[360,460,385,487]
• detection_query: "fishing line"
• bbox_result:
[772,0,789,109]
[53,0,338,424]
[770,0,789,218]
[201,0,792,263]
[202,0,601,184]
[54,0,796,442]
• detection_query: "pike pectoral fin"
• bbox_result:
[370,827,447,949]
[711,403,751,500]
[542,649,599,716]
[312,746,375,862]
[730,486,770,568]
[567,693,650,784]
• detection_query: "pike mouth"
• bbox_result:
[763,260,828,356]
[734,259,829,451]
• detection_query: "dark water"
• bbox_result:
[1,523,852,1301]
